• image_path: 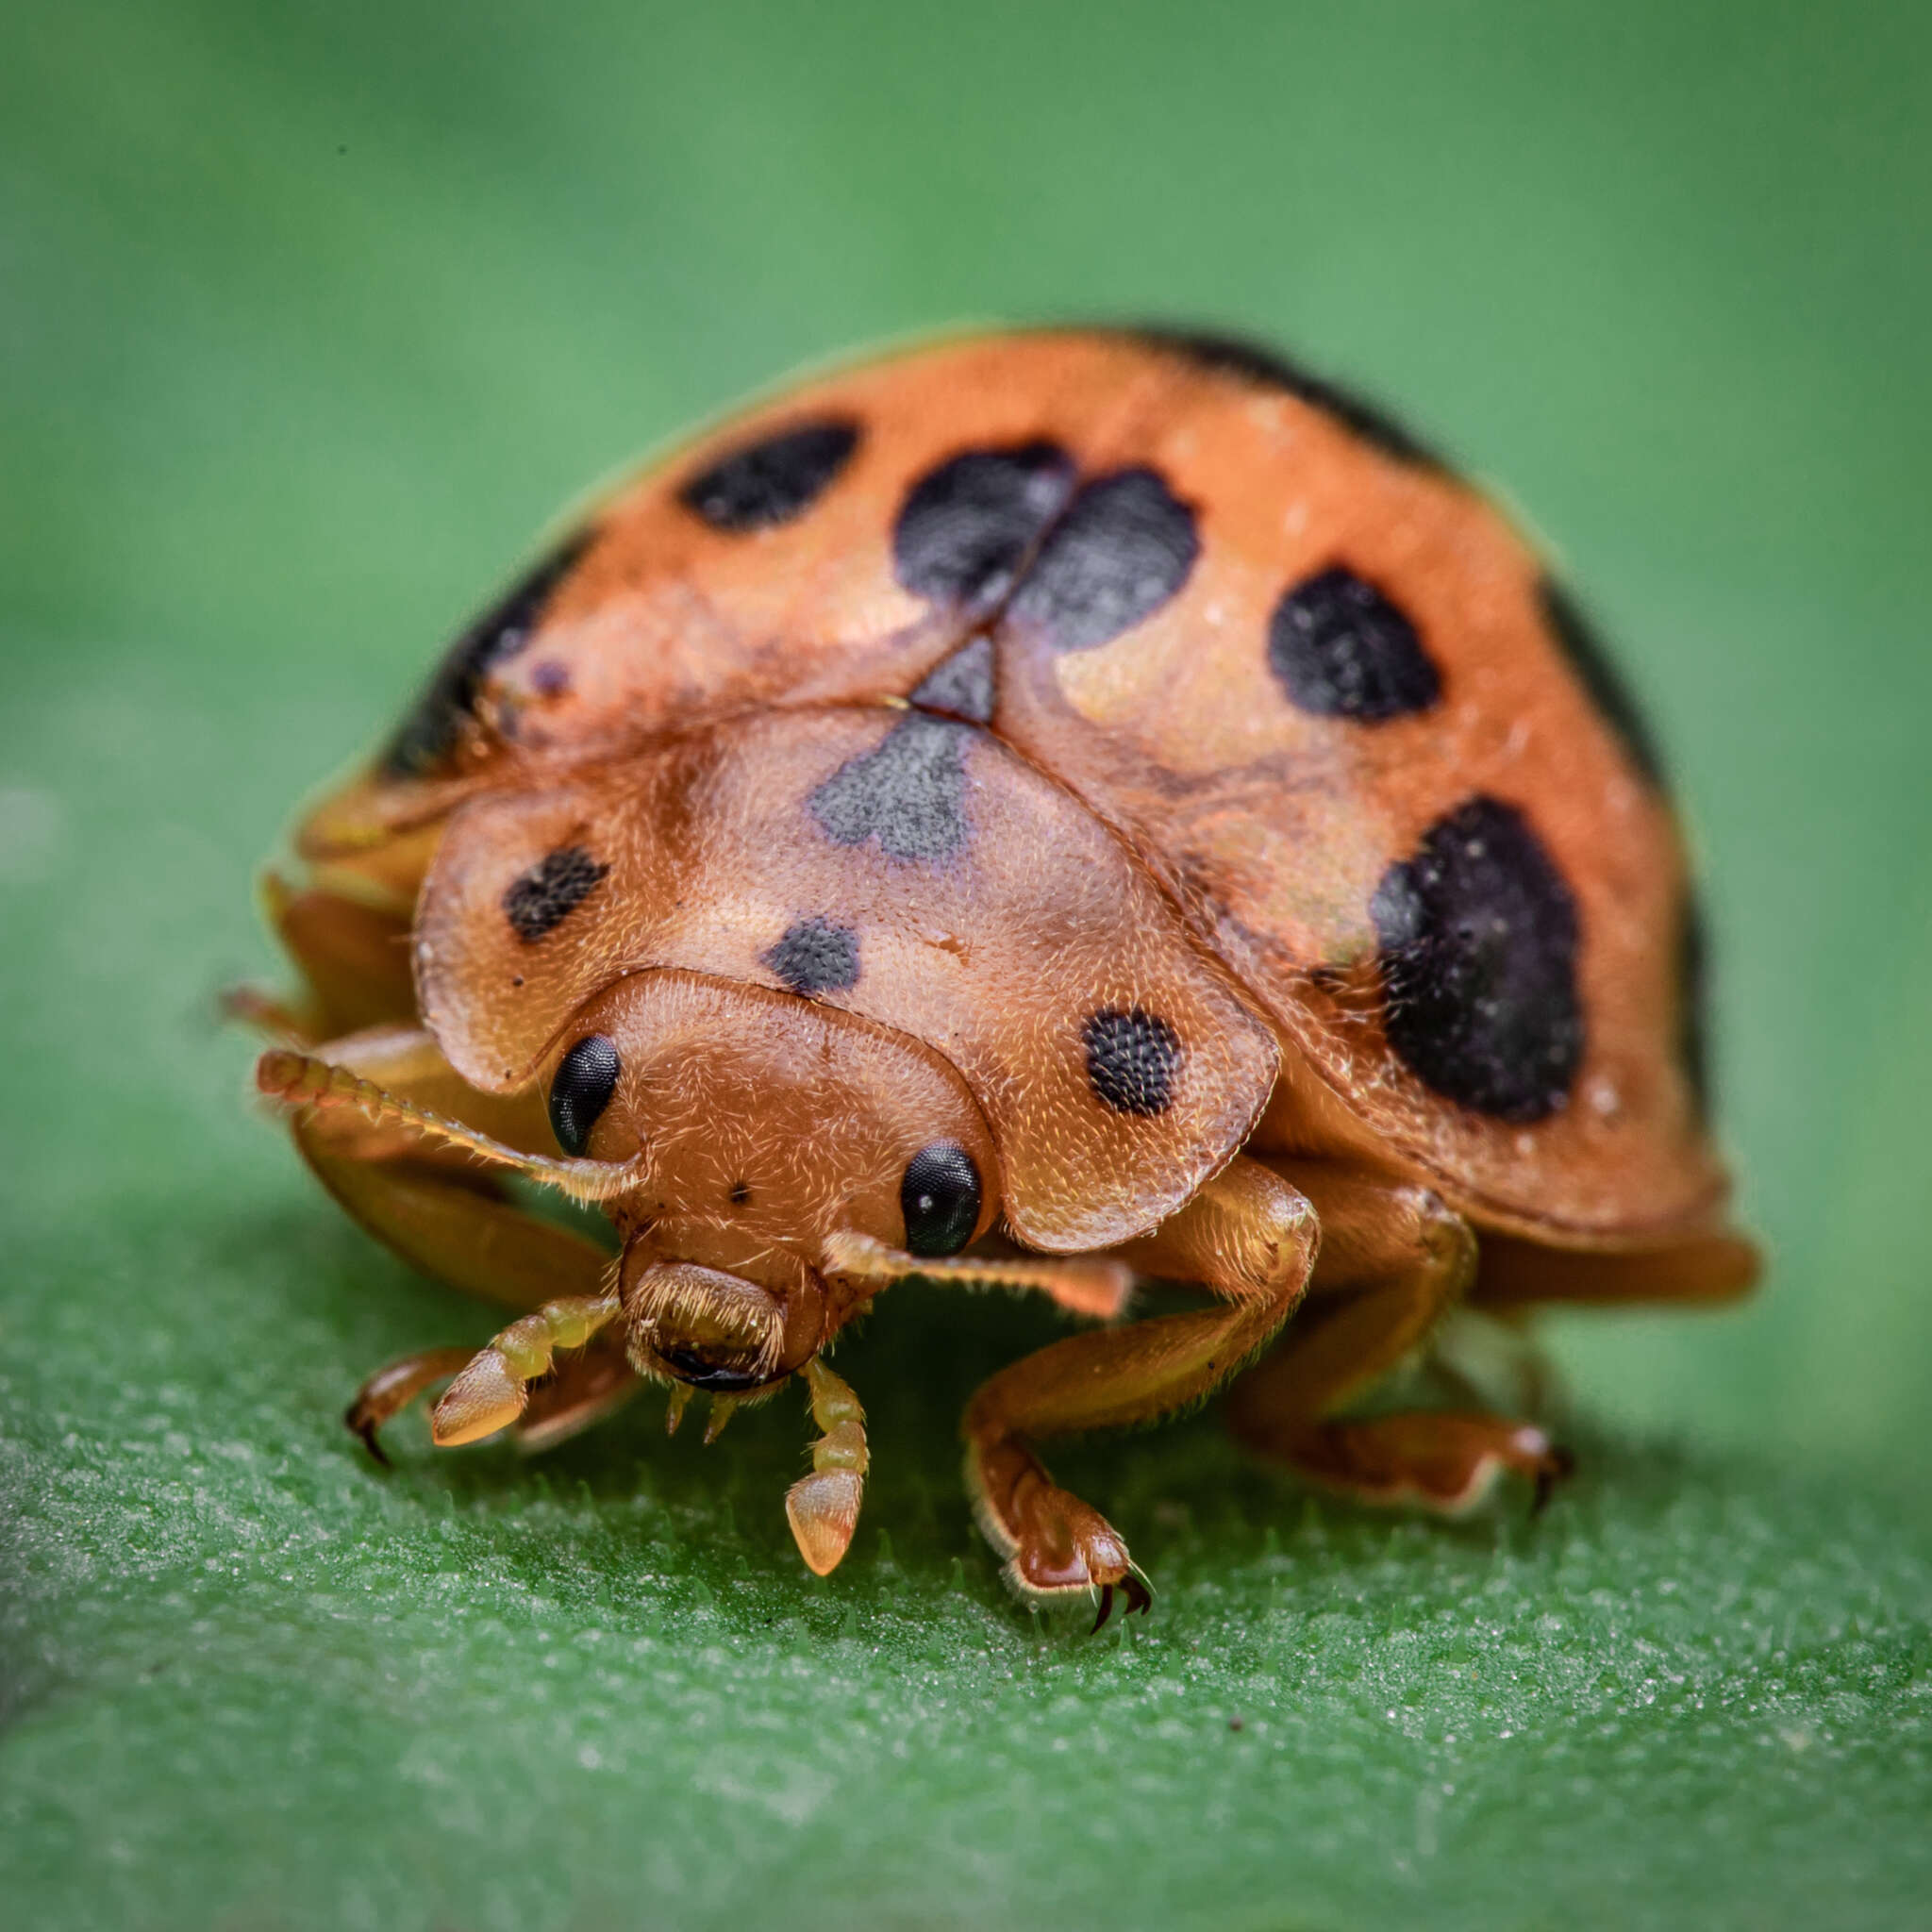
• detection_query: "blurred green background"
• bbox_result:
[3,3,1928,1928]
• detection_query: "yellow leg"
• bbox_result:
[1224,1163,1569,1513]
[963,1156,1315,1624]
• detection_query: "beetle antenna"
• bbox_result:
[255,1047,641,1202]
[822,1231,1131,1319]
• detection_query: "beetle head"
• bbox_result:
[542,971,999,1392]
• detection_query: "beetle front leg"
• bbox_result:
[344,1347,476,1463]
[963,1156,1315,1624]
[345,1296,631,1462]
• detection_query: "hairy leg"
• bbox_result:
[1224,1162,1569,1513]
[1472,1227,1760,1308]
[230,872,419,1043]
[963,1156,1316,1623]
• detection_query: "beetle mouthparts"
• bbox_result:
[626,1260,787,1391]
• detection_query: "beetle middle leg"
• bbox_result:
[227,866,423,1043]
[963,1156,1315,1624]
[1223,1162,1571,1512]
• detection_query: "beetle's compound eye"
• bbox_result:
[900,1141,982,1257]
[548,1034,620,1156]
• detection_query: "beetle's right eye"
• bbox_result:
[900,1141,982,1257]
[549,1034,621,1156]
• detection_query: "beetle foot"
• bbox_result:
[1269,1413,1574,1518]
[1530,1441,1577,1516]
[341,1346,475,1471]
[342,1399,392,1469]
[974,1457,1153,1626]
[1090,1569,1155,1633]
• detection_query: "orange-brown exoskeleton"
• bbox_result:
[246,329,1758,1627]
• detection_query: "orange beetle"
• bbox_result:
[248,328,1758,1626]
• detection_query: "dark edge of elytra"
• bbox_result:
[381,530,592,778]
[1536,577,1667,786]
[1125,325,1448,470]
[1678,891,1711,1119]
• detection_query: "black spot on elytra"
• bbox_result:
[763,916,860,995]
[1372,797,1584,1124]
[1133,325,1444,469]
[1008,469,1198,654]
[1082,1008,1182,1117]
[1537,578,1665,784]
[382,533,590,777]
[502,844,609,943]
[549,1034,621,1157]
[677,419,860,532]
[900,1141,982,1257]
[1268,567,1441,721]
[728,1181,752,1207]
[1678,895,1710,1117]
[894,441,1076,613]
[808,713,972,863]
[910,635,996,723]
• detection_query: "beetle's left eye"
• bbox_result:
[900,1141,982,1257]
[549,1034,620,1156]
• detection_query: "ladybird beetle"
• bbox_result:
[246,327,1759,1626]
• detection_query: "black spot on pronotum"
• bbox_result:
[1537,578,1665,785]
[677,419,861,532]
[762,916,860,995]
[548,1034,621,1157]
[1008,469,1199,654]
[382,532,590,777]
[1268,567,1441,721]
[894,441,1077,613]
[1132,325,1444,469]
[1371,796,1584,1124]
[909,635,996,723]
[900,1141,983,1257]
[1082,1008,1182,1117]
[808,713,972,863]
[1678,894,1711,1118]
[502,844,609,942]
